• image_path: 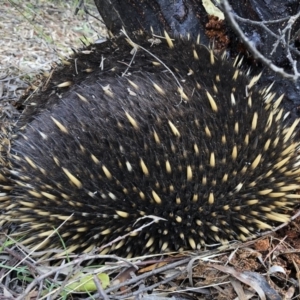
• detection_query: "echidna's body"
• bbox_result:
[1,33,300,256]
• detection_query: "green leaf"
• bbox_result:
[65,273,110,293]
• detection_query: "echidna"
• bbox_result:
[1,32,300,257]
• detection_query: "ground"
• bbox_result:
[0,1,300,299]
[0,0,105,123]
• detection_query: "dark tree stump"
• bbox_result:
[94,0,212,44]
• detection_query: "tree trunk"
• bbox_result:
[94,0,211,43]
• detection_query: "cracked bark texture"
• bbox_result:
[94,0,211,43]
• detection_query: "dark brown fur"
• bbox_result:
[1,33,299,256]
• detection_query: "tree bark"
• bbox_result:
[94,0,211,43]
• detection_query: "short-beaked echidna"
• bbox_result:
[1,33,300,257]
